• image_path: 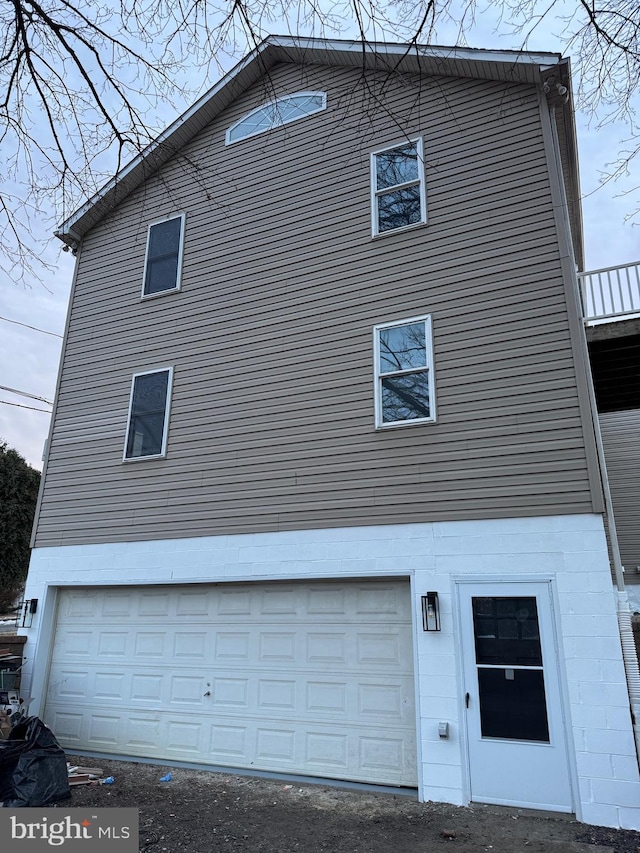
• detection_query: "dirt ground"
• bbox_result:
[54,758,640,853]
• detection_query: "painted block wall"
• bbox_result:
[22,513,640,828]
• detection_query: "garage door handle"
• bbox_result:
[465,692,470,708]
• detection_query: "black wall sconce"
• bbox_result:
[421,592,440,631]
[20,599,38,628]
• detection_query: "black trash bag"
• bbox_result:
[0,716,71,806]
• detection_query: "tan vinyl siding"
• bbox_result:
[34,62,601,546]
[600,410,640,582]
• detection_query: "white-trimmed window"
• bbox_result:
[226,92,326,145]
[374,316,435,427]
[124,368,173,460]
[371,138,426,236]
[142,214,185,297]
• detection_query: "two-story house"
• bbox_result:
[20,36,640,828]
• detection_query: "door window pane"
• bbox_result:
[473,597,542,665]
[477,668,550,742]
[472,595,550,743]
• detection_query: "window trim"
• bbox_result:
[123,366,174,462]
[370,137,427,237]
[140,213,186,300]
[225,91,327,145]
[373,314,436,429]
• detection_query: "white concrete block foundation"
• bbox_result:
[21,513,640,828]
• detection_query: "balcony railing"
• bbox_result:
[578,261,640,324]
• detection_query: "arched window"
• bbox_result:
[226,92,326,144]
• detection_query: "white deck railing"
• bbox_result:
[578,261,640,324]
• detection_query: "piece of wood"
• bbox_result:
[68,774,93,785]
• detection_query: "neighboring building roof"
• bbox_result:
[55,34,583,268]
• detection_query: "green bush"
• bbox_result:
[0,442,41,613]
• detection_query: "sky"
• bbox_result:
[0,6,638,471]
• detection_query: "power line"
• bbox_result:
[0,314,63,338]
[0,399,51,414]
[0,385,53,406]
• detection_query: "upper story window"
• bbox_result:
[124,368,173,460]
[374,316,435,428]
[371,139,426,236]
[142,214,185,298]
[226,92,327,145]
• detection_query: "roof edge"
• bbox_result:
[267,34,561,65]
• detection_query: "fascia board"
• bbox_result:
[269,34,559,66]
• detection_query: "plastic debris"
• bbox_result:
[0,716,71,807]
[160,772,172,782]
[102,776,115,785]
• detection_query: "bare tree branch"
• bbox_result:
[0,0,638,285]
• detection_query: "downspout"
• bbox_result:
[541,70,640,760]
[588,387,640,758]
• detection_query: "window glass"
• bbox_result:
[237,105,276,138]
[376,144,419,189]
[473,597,543,666]
[143,216,183,296]
[377,186,423,233]
[374,316,435,427]
[125,370,171,459]
[277,93,324,123]
[227,92,326,144]
[477,668,549,741]
[381,373,430,422]
[379,322,426,372]
[372,139,426,235]
[472,596,549,742]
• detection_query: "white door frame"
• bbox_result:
[453,575,576,812]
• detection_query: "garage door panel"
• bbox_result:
[48,710,84,744]
[213,631,249,660]
[45,580,417,786]
[54,675,415,721]
[57,582,411,621]
[94,672,126,700]
[305,731,349,772]
[98,632,129,657]
[209,724,248,759]
[89,713,120,746]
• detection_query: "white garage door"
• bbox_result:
[44,580,417,786]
